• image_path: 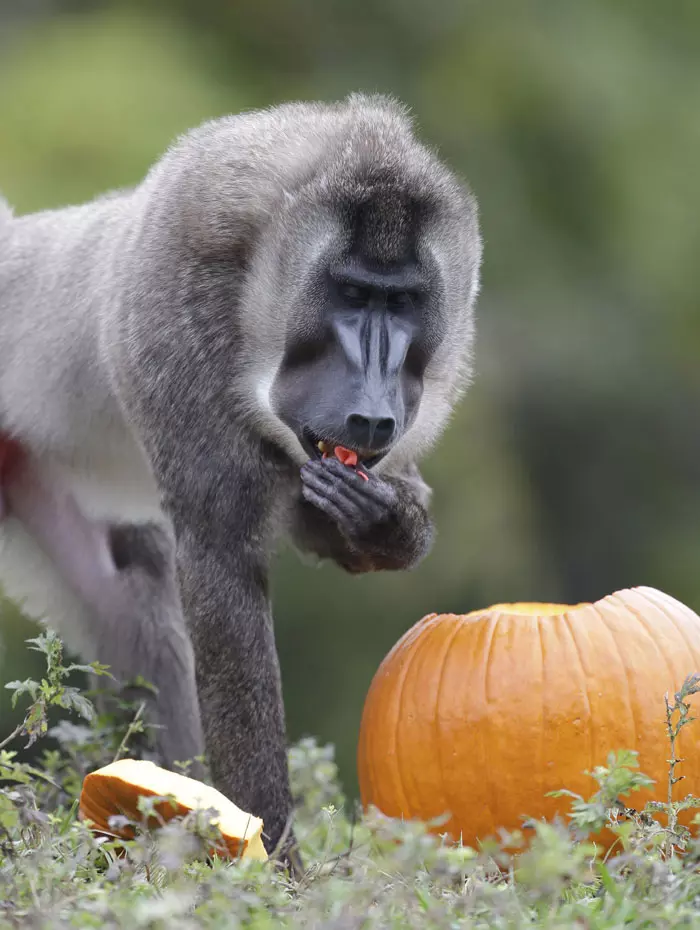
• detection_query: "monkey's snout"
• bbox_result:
[345,413,396,451]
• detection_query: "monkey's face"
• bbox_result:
[253,142,482,471]
[269,189,451,469]
[271,260,438,469]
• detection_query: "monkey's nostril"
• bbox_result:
[346,414,396,450]
[374,417,396,444]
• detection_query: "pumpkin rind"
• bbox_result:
[79,759,267,860]
[357,586,700,849]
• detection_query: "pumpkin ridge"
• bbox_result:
[482,613,501,709]
[536,615,546,820]
[410,616,450,826]
[561,611,594,786]
[616,591,700,768]
[393,620,426,823]
[393,614,439,657]
[611,591,673,662]
[615,592,687,707]
[593,601,639,765]
[612,593,679,702]
[434,617,465,833]
[479,614,500,834]
[360,661,394,816]
[608,591,700,817]
[641,589,700,668]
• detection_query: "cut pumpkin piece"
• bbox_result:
[79,758,267,861]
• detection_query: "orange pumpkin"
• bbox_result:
[357,587,700,849]
[79,759,268,860]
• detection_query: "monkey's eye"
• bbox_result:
[386,291,413,311]
[340,283,372,308]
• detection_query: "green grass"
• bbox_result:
[2,633,700,929]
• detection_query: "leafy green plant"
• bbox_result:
[643,673,700,856]
[3,630,109,751]
[2,633,700,929]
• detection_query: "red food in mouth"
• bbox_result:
[321,443,369,481]
[327,445,358,467]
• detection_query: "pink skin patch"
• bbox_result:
[0,432,116,603]
[0,434,25,519]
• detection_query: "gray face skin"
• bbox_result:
[271,181,457,472]
[272,252,434,467]
[0,94,481,872]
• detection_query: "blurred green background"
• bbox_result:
[1,0,699,797]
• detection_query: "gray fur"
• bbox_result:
[0,94,481,859]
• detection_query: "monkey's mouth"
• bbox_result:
[301,431,387,470]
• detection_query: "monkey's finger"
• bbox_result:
[302,478,371,524]
[301,468,384,527]
[302,486,351,527]
[302,460,363,497]
[318,458,397,507]
[301,464,382,518]
[305,458,372,499]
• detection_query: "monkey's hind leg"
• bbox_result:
[97,521,206,772]
[0,445,205,772]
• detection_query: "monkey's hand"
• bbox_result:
[298,457,434,573]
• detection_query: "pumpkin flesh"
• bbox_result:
[79,759,267,860]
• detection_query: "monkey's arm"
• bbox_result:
[138,438,296,862]
[292,458,434,573]
[177,520,293,853]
